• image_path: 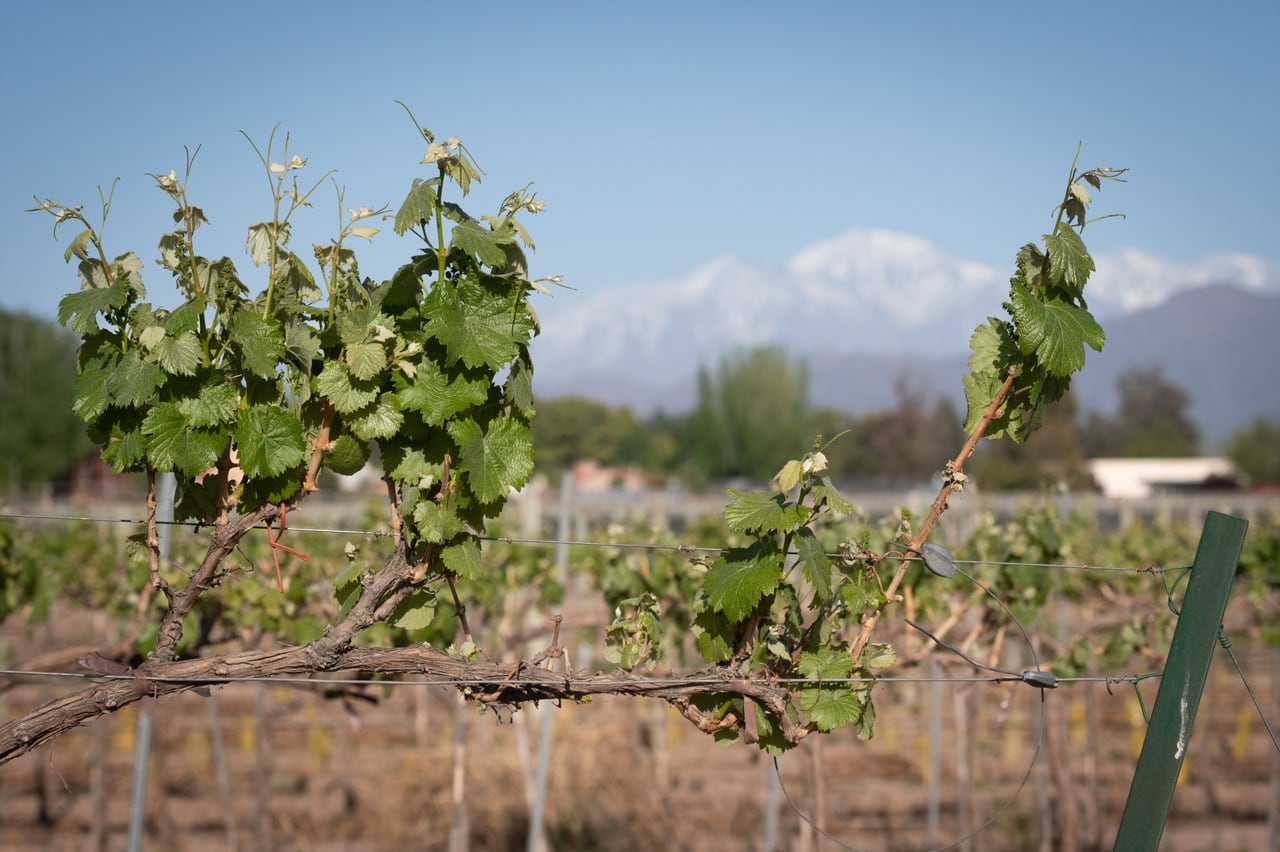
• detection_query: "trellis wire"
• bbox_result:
[0,511,1176,575]
[0,667,1162,689]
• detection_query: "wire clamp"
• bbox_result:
[1021,670,1059,689]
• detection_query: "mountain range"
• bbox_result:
[529,229,1280,445]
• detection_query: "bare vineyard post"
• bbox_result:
[953,685,973,852]
[448,691,470,852]
[208,693,238,851]
[763,757,780,852]
[252,684,273,852]
[527,472,571,852]
[125,472,174,852]
[1111,511,1249,851]
[926,659,941,848]
[1269,647,1279,851]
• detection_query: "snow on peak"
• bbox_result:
[788,229,1002,326]
[1089,249,1280,314]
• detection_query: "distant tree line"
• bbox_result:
[1,312,1277,494]
[0,310,93,495]
[531,345,1278,491]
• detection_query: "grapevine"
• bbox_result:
[1,126,1124,762]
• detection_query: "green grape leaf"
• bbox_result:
[503,349,535,417]
[139,325,166,351]
[723,489,806,535]
[58,277,131,334]
[450,219,512,267]
[704,543,783,622]
[447,416,535,504]
[324,433,371,476]
[793,527,833,603]
[1015,242,1046,287]
[862,642,897,670]
[345,341,387,381]
[840,578,883,615]
[799,684,863,733]
[241,471,301,509]
[108,349,165,409]
[245,222,278,267]
[63,229,93,263]
[393,177,439,236]
[384,445,435,484]
[692,607,736,663]
[153,330,202,376]
[178,381,239,427]
[349,394,404,441]
[424,274,535,370]
[391,589,438,632]
[968,316,1014,371]
[102,418,148,473]
[113,253,145,293]
[812,476,853,515]
[396,361,490,426]
[273,251,321,304]
[854,692,877,741]
[1042,226,1094,299]
[142,402,226,475]
[234,404,306,478]
[335,567,364,621]
[797,647,855,680]
[774,459,804,493]
[285,322,321,367]
[1010,285,1105,377]
[337,304,383,345]
[412,500,464,544]
[72,353,115,422]
[316,360,380,414]
[442,535,483,580]
[230,309,286,378]
[961,318,1019,436]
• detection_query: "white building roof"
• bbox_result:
[1085,457,1238,499]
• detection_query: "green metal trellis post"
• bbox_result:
[1111,510,1249,851]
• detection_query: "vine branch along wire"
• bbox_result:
[849,365,1019,664]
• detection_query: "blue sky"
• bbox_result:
[3,1,1277,324]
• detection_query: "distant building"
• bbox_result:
[570,458,655,493]
[1086,457,1240,499]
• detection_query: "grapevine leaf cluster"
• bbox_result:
[30,109,552,642]
[963,152,1127,442]
[666,154,1126,751]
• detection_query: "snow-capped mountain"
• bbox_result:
[1085,249,1280,314]
[532,228,1012,382]
[529,227,1280,439]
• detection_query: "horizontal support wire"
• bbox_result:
[0,667,1159,690]
[0,511,1170,575]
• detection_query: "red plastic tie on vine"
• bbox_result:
[266,503,310,593]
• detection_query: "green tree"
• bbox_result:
[1082,366,1199,457]
[532,396,651,473]
[0,310,94,492]
[831,378,965,484]
[684,346,810,482]
[1227,417,1280,486]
